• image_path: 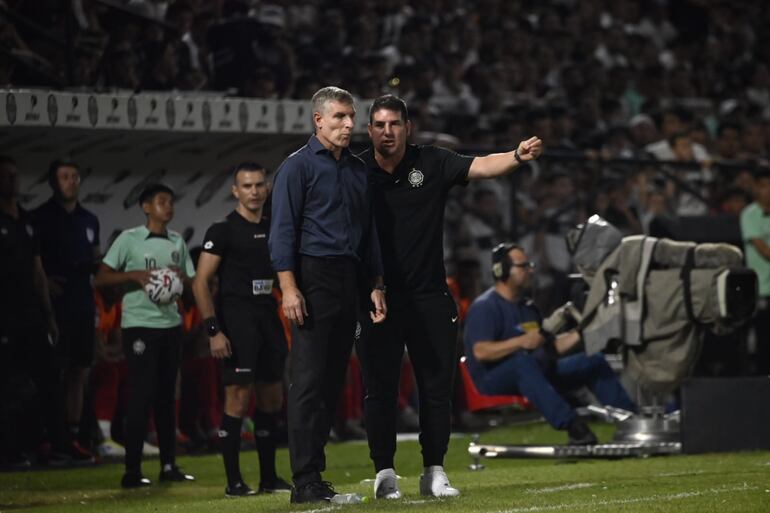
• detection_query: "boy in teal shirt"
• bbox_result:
[95,183,196,488]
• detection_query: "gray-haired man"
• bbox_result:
[269,87,387,503]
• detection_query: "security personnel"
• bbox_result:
[33,158,100,461]
[192,163,290,497]
[95,183,195,489]
[357,95,542,499]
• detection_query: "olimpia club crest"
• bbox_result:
[408,168,424,187]
[132,339,146,355]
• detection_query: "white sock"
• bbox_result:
[98,420,112,440]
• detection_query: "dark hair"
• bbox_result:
[47,157,79,191]
[368,94,409,124]
[233,162,266,184]
[138,183,174,206]
[491,242,522,282]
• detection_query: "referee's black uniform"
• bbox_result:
[202,210,287,387]
[357,144,472,472]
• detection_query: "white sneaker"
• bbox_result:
[97,439,126,458]
[419,466,460,497]
[374,468,402,499]
[142,441,160,456]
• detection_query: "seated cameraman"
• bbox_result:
[463,243,635,445]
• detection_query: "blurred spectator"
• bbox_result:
[645,108,711,162]
[141,39,179,91]
[657,131,713,216]
[594,176,643,236]
[740,119,769,161]
[719,187,752,217]
[715,122,743,161]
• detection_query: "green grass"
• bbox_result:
[1,421,769,513]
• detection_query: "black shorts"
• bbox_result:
[56,311,96,368]
[220,300,288,386]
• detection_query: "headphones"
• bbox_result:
[491,242,520,281]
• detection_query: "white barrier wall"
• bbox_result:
[0,90,374,252]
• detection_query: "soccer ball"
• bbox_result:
[144,268,183,305]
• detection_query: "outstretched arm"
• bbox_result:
[467,136,543,180]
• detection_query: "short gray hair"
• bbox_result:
[311,86,355,116]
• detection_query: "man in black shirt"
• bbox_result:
[193,163,290,497]
[33,158,100,463]
[357,95,543,499]
[0,156,60,465]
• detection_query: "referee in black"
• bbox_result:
[269,86,387,504]
[357,95,543,499]
[192,162,290,497]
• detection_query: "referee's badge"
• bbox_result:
[133,339,146,355]
[86,227,95,243]
[354,321,362,340]
[408,168,424,187]
[25,224,34,237]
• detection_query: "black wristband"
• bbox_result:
[514,148,523,164]
[374,284,387,293]
[204,316,220,337]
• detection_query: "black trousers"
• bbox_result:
[122,326,182,475]
[356,291,458,471]
[1,319,65,453]
[753,298,770,375]
[288,256,360,486]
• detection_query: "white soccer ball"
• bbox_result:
[144,268,183,305]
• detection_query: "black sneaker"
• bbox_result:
[159,465,196,482]
[225,481,257,497]
[259,476,292,494]
[290,480,337,503]
[567,419,598,446]
[121,472,152,488]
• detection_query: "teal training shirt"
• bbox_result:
[102,225,195,328]
[741,202,770,297]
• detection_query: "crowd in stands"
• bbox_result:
[5,0,768,295]
[1,1,769,137]
[2,0,770,469]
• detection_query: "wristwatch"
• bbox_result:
[204,316,220,337]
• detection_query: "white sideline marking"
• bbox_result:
[291,506,340,513]
[494,484,756,512]
[656,470,705,477]
[525,483,595,494]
